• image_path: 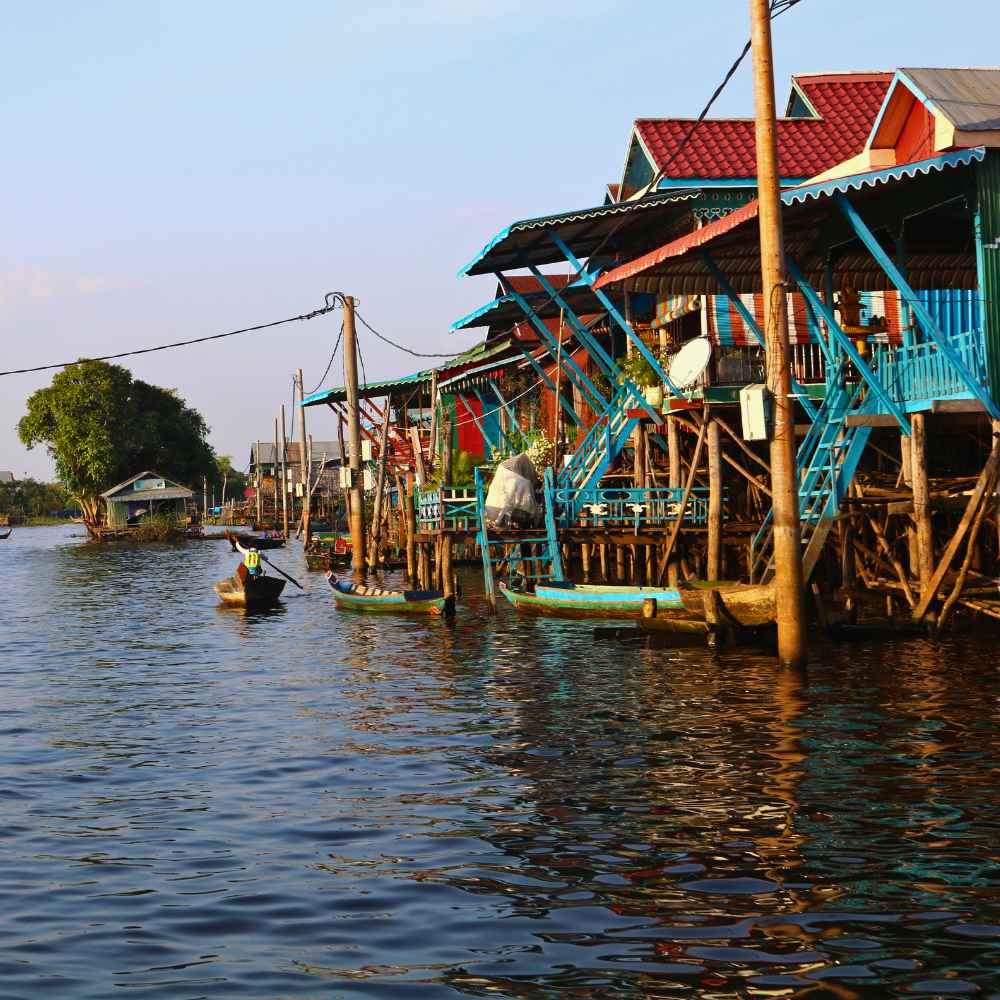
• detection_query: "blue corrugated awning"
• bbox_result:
[450,280,599,333]
[302,369,432,407]
[782,147,986,205]
[457,189,700,278]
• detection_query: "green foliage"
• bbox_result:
[0,478,74,520]
[131,512,185,543]
[18,359,217,530]
[619,350,665,389]
[427,449,487,489]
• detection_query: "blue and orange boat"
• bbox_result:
[326,573,455,617]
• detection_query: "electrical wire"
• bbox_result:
[450,377,546,430]
[0,298,340,377]
[355,310,463,359]
[307,322,344,395]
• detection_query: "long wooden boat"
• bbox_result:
[214,573,286,608]
[500,581,684,619]
[638,581,777,633]
[0,528,11,540]
[225,529,285,551]
[326,574,454,616]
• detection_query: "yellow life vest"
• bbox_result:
[244,550,260,571]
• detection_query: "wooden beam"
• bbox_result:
[845,413,904,428]
[931,399,988,414]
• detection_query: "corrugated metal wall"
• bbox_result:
[978,151,1000,403]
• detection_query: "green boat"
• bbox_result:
[499,581,684,619]
[326,573,455,617]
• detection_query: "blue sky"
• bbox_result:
[3,0,998,479]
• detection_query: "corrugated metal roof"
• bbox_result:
[635,73,892,181]
[301,340,515,407]
[457,190,700,277]
[595,148,985,294]
[101,470,192,499]
[451,279,599,332]
[902,68,1000,131]
[108,487,193,503]
[301,369,432,408]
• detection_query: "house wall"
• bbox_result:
[978,152,1000,403]
[896,99,936,165]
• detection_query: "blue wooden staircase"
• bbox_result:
[750,380,875,583]
[557,383,640,519]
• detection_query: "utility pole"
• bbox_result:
[255,440,263,526]
[343,295,367,580]
[273,419,279,528]
[295,369,312,547]
[750,0,806,667]
[279,404,290,539]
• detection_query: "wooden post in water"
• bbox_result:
[342,295,366,581]
[273,419,280,529]
[707,417,723,581]
[296,369,312,547]
[404,473,417,583]
[279,405,290,538]
[750,0,806,667]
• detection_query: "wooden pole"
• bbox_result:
[295,369,312,547]
[405,474,417,583]
[750,0,806,667]
[657,411,709,581]
[667,415,682,587]
[429,369,439,467]
[707,417,723,581]
[553,309,565,465]
[342,295,366,581]
[255,440,263,526]
[203,475,208,522]
[273,419,280,528]
[911,412,935,591]
[367,411,391,570]
[279,405,289,539]
[441,416,454,599]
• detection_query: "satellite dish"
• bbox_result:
[668,337,712,389]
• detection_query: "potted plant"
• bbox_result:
[620,350,665,406]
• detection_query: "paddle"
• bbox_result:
[260,554,305,590]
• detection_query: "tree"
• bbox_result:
[18,360,217,534]
[214,455,247,506]
[0,478,73,520]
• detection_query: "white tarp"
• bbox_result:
[484,454,540,528]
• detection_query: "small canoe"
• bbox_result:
[327,575,454,616]
[500,581,683,619]
[225,529,285,551]
[0,528,11,540]
[214,573,286,608]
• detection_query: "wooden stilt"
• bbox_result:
[911,412,935,592]
[667,416,681,587]
[707,417,723,581]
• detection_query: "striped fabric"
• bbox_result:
[704,292,823,346]
[653,294,702,330]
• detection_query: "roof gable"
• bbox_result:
[628,71,891,184]
[101,470,192,499]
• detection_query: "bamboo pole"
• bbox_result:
[273,419,280,528]
[440,416,454,600]
[255,440,263,526]
[751,0,806,667]
[343,296,366,581]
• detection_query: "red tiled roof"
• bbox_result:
[635,72,892,180]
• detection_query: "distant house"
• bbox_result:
[101,471,193,528]
[0,472,14,483]
[249,442,341,477]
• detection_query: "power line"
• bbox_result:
[355,310,463,359]
[307,322,344,396]
[0,297,340,377]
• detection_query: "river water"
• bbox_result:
[1,524,999,999]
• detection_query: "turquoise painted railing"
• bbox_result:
[416,487,479,531]
[549,485,711,530]
[873,328,987,406]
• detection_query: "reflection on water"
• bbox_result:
[0,525,998,998]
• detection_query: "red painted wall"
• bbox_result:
[896,99,936,164]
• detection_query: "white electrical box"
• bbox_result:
[338,467,352,488]
[362,440,373,462]
[739,384,771,441]
[363,469,374,491]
